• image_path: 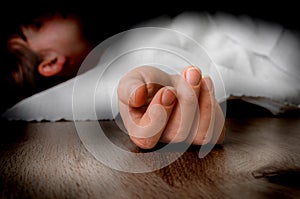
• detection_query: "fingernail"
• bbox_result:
[203,77,212,91]
[162,87,176,106]
[129,85,147,107]
[186,67,201,86]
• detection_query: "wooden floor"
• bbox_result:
[1,104,300,198]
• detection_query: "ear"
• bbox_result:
[38,51,66,77]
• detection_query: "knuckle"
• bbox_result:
[182,94,198,106]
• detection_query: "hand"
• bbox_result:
[117,66,226,149]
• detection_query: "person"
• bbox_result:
[3,2,299,149]
[0,2,226,149]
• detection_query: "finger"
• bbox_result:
[161,66,202,143]
[117,66,172,108]
[117,71,148,108]
[181,66,202,96]
[119,86,177,149]
[191,76,216,145]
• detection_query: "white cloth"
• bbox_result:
[2,12,300,121]
[136,12,300,114]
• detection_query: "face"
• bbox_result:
[20,14,93,77]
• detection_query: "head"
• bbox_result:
[16,13,93,78]
[0,1,144,112]
[0,4,96,111]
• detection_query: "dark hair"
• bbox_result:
[0,38,39,109]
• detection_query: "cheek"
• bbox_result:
[64,36,91,60]
[56,27,89,53]
[64,33,92,70]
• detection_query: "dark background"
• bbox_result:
[2,0,300,39]
[85,1,300,40]
[88,1,300,34]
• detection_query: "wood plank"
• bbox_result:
[0,117,300,198]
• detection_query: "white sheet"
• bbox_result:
[2,12,300,121]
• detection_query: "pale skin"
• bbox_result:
[118,66,226,149]
[11,14,226,149]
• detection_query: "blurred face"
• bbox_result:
[20,14,93,77]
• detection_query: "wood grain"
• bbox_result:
[0,116,300,199]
